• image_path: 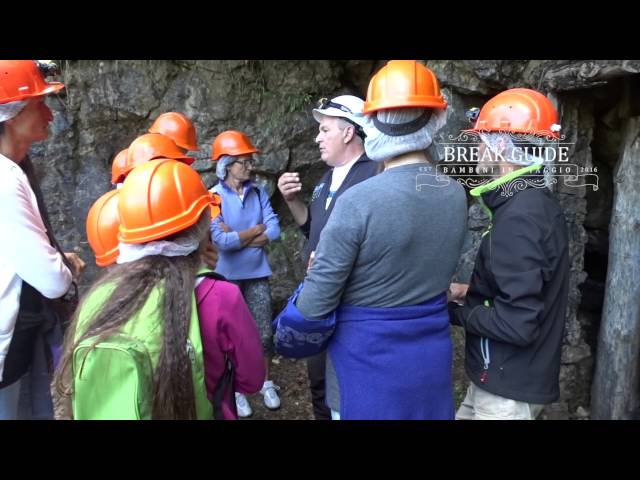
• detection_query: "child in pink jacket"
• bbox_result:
[196,273,266,420]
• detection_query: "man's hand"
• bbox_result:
[448,282,469,305]
[277,172,302,202]
[201,241,219,269]
[219,221,232,233]
[277,173,308,226]
[64,252,86,280]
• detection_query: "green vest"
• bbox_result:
[71,282,213,420]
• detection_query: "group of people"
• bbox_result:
[0,59,570,421]
[274,61,569,420]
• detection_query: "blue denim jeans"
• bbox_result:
[17,330,55,420]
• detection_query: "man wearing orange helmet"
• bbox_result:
[274,61,467,419]
[50,189,122,419]
[86,190,121,269]
[277,94,378,420]
[125,133,195,175]
[448,88,570,420]
[148,112,199,154]
[54,160,265,419]
[113,133,219,270]
[0,60,85,419]
[110,149,129,187]
[111,125,196,189]
[210,130,281,416]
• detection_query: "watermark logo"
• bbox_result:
[417,131,599,196]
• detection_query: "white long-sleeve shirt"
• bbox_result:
[0,153,72,382]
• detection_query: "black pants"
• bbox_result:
[306,351,331,420]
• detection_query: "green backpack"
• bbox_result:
[71,282,213,420]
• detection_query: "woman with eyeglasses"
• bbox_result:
[209,130,281,417]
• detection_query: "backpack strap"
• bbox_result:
[196,269,227,282]
[211,354,236,420]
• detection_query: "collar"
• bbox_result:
[470,163,543,215]
[0,152,24,176]
[353,152,370,165]
[332,154,361,174]
[221,179,253,196]
[332,152,369,169]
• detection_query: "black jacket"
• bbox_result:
[450,175,570,404]
[0,282,47,389]
[300,154,379,261]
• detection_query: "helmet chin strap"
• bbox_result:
[372,109,432,137]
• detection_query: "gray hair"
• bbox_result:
[0,100,28,123]
[215,154,237,180]
[336,118,364,144]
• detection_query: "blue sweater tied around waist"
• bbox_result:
[274,284,454,420]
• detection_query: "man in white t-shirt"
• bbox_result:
[276,95,378,420]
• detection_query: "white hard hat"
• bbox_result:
[312,95,367,128]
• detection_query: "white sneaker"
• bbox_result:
[235,392,253,418]
[260,380,281,410]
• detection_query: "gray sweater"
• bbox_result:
[296,162,468,412]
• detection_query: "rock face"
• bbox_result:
[591,116,640,420]
[31,60,637,418]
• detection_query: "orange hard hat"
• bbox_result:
[123,133,195,181]
[148,112,199,151]
[363,60,447,114]
[111,149,129,185]
[0,60,64,104]
[469,88,561,139]
[211,130,259,161]
[210,193,221,220]
[86,190,121,267]
[118,159,215,244]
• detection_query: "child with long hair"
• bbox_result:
[54,159,264,419]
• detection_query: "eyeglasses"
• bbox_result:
[317,97,354,115]
[232,159,254,169]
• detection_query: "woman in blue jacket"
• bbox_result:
[210,130,281,417]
